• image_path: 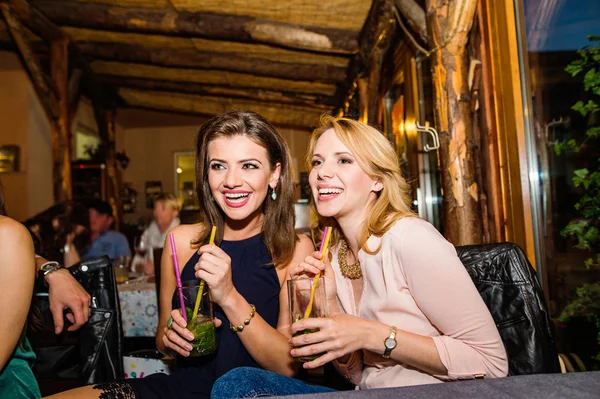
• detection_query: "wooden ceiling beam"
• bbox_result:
[90,60,337,96]
[118,88,326,129]
[334,0,395,113]
[100,76,336,108]
[0,3,60,120]
[2,0,66,42]
[77,42,347,83]
[33,0,359,54]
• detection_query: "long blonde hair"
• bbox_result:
[307,115,415,254]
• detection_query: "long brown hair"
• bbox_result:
[307,115,415,254]
[193,111,297,268]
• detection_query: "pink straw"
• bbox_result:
[169,233,187,322]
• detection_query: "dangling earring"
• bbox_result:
[271,187,277,201]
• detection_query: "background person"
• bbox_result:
[83,199,131,260]
[132,193,181,275]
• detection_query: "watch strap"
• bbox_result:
[40,261,63,276]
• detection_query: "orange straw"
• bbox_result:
[304,226,332,318]
[192,225,216,321]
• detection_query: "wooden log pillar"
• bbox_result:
[105,108,121,230]
[1,2,71,202]
[0,4,60,121]
[51,38,72,202]
[426,0,482,245]
[357,77,369,123]
[352,0,395,125]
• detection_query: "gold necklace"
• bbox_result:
[338,238,362,279]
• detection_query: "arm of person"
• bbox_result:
[336,221,507,379]
[34,256,91,334]
[217,234,314,377]
[292,219,507,381]
[380,219,508,379]
[0,217,36,370]
[63,233,81,267]
[63,245,81,268]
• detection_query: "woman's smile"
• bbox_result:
[222,190,252,208]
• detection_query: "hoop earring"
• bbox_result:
[271,187,277,201]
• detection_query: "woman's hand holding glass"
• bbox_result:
[162,307,223,357]
[194,243,235,307]
[289,312,367,369]
[287,249,351,367]
[162,308,195,357]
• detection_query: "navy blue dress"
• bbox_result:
[128,233,281,399]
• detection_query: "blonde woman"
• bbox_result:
[211,116,508,397]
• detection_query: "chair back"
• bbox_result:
[153,247,163,312]
[456,242,560,375]
[29,256,124,395]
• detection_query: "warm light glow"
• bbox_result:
[176,167,183,174]
[404,118,416,137]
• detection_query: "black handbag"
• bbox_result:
[28,256,124,395]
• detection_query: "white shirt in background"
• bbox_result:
[132,217,180,270]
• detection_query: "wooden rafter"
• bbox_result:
[77,42,347,83]
[34,0,359,54]
[4,0,66,42]
[334,0,395,114]
[90,61,338,96]
[0,3,60,121]
[101,76,336,108]
[119,88,324,128]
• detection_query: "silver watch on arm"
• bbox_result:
[382,325,397,358]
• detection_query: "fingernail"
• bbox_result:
[55,327,61,334]
[186,344,193,351]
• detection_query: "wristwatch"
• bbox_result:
[39,261,64,277]
[382,326,397,358]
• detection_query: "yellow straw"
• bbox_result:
[192,226,216,321]
[303,227,332,318]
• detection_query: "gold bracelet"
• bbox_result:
[230,304,256,333]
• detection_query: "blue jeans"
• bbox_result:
[211,367,338,398]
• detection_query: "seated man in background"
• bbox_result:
[132,193,181,274]
[83,199,131,260]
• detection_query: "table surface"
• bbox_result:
[117,276,159,337]
[281,372,600,399]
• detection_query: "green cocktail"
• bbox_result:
[185,307,217,356]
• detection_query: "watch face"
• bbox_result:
[385,337,397,349]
